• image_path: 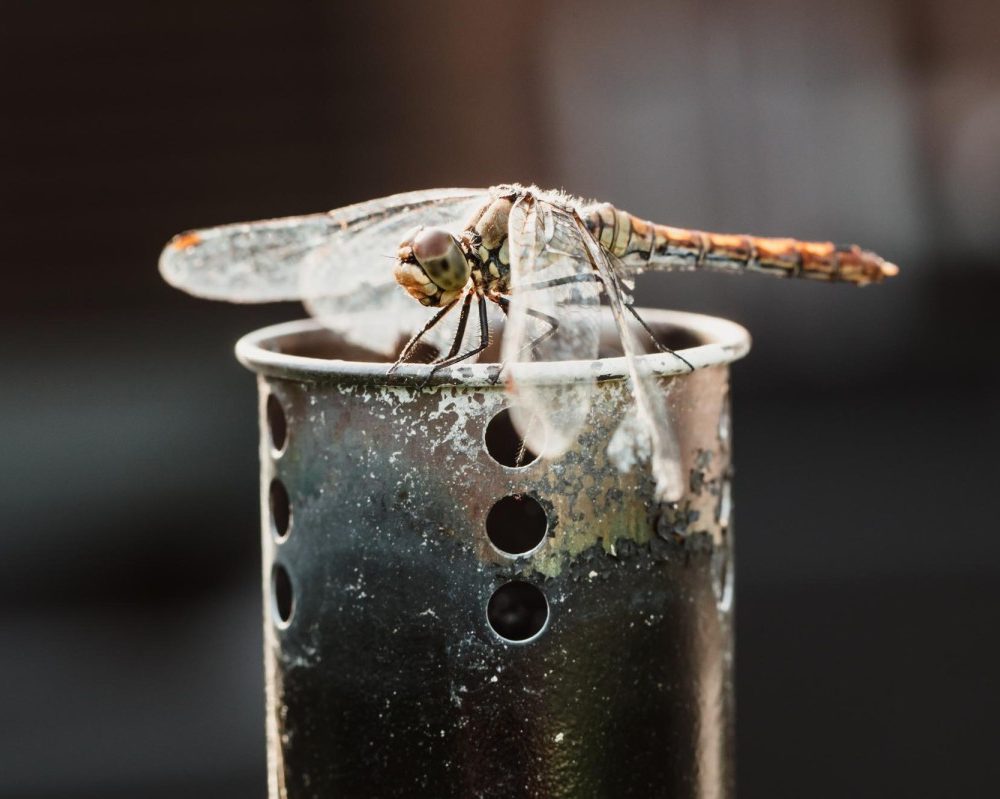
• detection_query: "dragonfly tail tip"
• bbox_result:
[881,261,900,279]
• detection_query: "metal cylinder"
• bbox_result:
[237,308,750,799]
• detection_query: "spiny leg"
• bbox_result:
[520,271,693,371]
[518,272,602,292]
[388,297,459,374]
[625,304,694,371]
[496,295,560,354]
[435,290,474,362]
[428,295,491,375]
[488,295,561,386]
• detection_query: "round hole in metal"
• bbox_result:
[484,408,540,467]
[270,478,291,540]
[487,581,549,642]
[486,494,547,556]
[272,563,294,627]
[267,394,288,453]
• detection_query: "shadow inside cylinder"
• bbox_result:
[272,313,705,365]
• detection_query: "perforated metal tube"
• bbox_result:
[237,309,749,798]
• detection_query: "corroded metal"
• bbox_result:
[237,308,749,799]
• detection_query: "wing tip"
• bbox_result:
[158,230,208,295]
[169,231,203,251]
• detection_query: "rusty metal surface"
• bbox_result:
[238,308,748,799]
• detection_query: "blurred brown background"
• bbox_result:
[3,1,998,796]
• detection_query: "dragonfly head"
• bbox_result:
[395,226,473,306]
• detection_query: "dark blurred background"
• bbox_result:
[3,1,998,796]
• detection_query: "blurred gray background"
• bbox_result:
[3,1,998,796]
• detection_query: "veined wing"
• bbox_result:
[503,195,601,459]
[300,192,489,354]
[577,218,685,503]
[158,188,485,303]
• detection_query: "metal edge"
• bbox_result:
[235,308,751,387]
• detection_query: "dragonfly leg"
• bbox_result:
[525,307,560,352]
[518,272,603,292]
[625,304,694,372]
[520,273,694,371]
[388,297,459,374]
[434,291,474,362]
[495,296,560,352]
[488,296,561,385]
[427,295,491,376]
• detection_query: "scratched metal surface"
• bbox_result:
[239,309,748,799]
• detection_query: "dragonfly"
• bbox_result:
[160,184,898,502]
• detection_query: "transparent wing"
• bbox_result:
[578,230,684,502]
[300,192,488,354]
[503,196,601,458]
[158,188,485,303]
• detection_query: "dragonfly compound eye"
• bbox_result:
[410,227,471,292]
[394,226,472,306]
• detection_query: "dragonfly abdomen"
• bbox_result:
[585,203,897,286]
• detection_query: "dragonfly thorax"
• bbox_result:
[395,226,472,307]
[465,195,514,296]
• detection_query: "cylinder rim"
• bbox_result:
[236,308,751,387]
